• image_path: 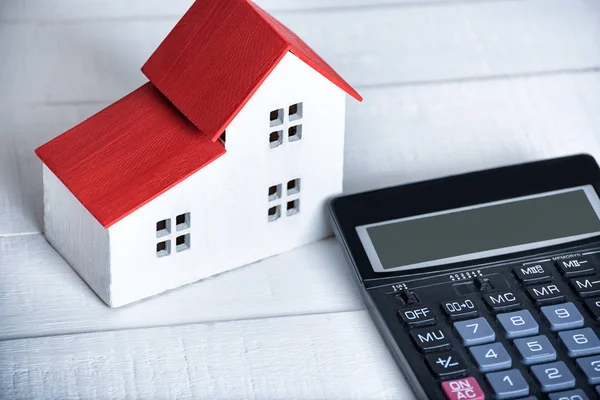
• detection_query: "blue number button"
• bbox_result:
[558,328,600,358]
[576,355,600,384]
[469,342,511,372]
[548,389,589,400]
[486,369,529,399]
[540,302,584,331]
[513,335,557,365]
[496,310,539,339]
[454,317,495,346]
[531,361,576,393]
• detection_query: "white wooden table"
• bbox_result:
[1,0,600,398]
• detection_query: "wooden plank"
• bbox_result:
[0,311,408,399]
[0,234,363,340]
[3,73,600,235]
[0,0,476,21]
[1,0,599,105]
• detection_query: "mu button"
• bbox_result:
[410,327,451,353]
[426,351,468,380]
[483,290,522,312]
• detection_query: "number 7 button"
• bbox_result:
[454,317,495,346]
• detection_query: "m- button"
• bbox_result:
[398,306,436,328]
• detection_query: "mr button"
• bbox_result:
[526,283,566,306]
[398,306,436,328]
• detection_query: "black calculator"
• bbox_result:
[329,154,600,400]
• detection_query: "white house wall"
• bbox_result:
[108,52,346,307]
[42,165,112,304]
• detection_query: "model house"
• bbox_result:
[35,0,362,307]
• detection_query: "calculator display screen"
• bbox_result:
[356,186,600,272]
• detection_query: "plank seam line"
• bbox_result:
[3,66,599,109]
[0,0,529,24]
[0,308,367,343]
[0,231,40,239]
[358,66,600,90]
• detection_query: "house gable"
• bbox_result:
[142,0,362,143]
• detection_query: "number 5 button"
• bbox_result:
[454,317,495,346]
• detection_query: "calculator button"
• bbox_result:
[441,298,479,320]
[514,262,553,284]
[410,327,451,353]
[541,302,585,331]
[496,310,539,339]
[548,389,589,400]
[469,342,511,372]
[486,369,529,399]
[558,328,600,358]
[531,361,576,393]
[570,276,600,298]
[441,377,484,400]
[576,355,600,384]
[584,298,600,321]
[556,256,597,277]
[513,335,557,365]
[426,351,467,379]
[454,317,495,346]
[526,283,566,305]
[398,306,436,328]
[483,291,521,313]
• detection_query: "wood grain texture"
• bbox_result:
[143,0,360,141]
[35,83,225,228]
[0,0,477,21]
[0,234,362,340]
[0,311,410,400]
[2,0,599,105]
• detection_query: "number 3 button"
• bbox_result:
[454,317,495,346]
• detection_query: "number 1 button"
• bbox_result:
[486,369,529,399]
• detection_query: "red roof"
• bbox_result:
[142,0,362,142]
[36,0,361,228]
[35,83,225,228]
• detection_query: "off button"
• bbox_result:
[398,306,436,328]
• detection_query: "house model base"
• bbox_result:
[35,0,361,307]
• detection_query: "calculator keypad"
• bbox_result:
[454,317,495,346]
[496,310,539,339]
[390,251,600,399]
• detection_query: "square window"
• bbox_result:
[289,102,303,121]
[176,234,191,252]
[287,178,301,195]
[176,212,191,231]
[156,240,171,257]
[269,130,283,149]
[268,184,282,201]
[156,218,171,238]
[270,108,283,127]
[288,125,302,142]
[287,199,300,216]
[268,205,281,222]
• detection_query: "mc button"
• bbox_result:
[483,291,522,313]
[398,306,436,328]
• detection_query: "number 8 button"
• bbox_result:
[496,310,539,339]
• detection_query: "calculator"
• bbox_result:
[329,154,600,399]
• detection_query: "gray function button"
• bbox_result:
[469,342,511,372]
[556,256,596,277]
[558,328,600,358]
[442,298,479,320]
[454,317,495,346]
[548,389,589,400]
[398,306,436,328]
[486,369,529,399]
[513,335,557,365]
[531,361,576,393]
[514,262,553,285]
[496,310,539,339]
[541,302,585,331]
[576,355,600,384]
